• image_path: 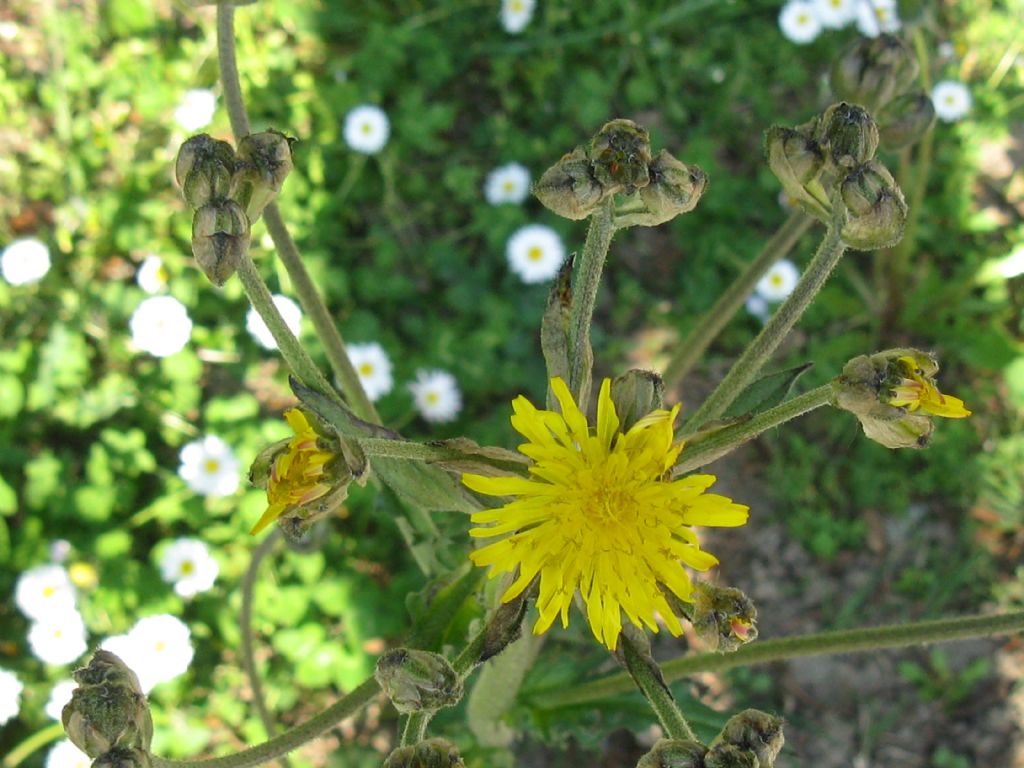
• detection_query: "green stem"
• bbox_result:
[567,200,617,404]
[239,531,291,768]
[682,206,847,434]
[662,211,813,388]
[217,4,378,421]
[532,609,1024,710]
[2,723,64,768]
[672,384,834,475]
[400,713,430,747]
[151,678,380,768]
[620,631,696,742]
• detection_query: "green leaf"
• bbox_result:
[722,362,813,419]
[0,373,25,418]
[0,473,16,516]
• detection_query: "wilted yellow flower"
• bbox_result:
[463,378,749,651]
[886,356,971,418]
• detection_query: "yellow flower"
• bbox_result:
[250,409,335,535]
[463,377,749,651]
[887,356,971,418]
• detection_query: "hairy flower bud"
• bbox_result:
[534,145,607,220]
[62,651,153,758]
[635,739,707,768]
[764,126,828,221]
[231,130,294,222]
[711,709,785,768]
[191,199,251,286]
[611,369,665,432]
[175,134,236,210]
[690,582,758,653]
[375,649,463,714]
[877,90,936,149]
[383,738,465,768]
[91,748,153,768]
[589,119,653,194]
[839,160,907,250]
[819,102,879,170]
[831,34,920,114]
[704,743,759,768]
[618,149,706,227]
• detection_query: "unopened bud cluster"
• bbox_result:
[831,34,935,149]
[175,130,293,285]
[382,738,464,768]
[375,648,463,714]
[766,103,906,250]
[62,651,153,765]
[634,711,783,768]
[689,583,758,653]
[535,119,706,227]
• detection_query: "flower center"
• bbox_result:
[425,391,440,405]
[770,274,783,286]
[359,362,374,376]
[511,0,524,10]
[361,122,373,134]
[205,458,220,473]
[155,641,166,653]
[797,12,809,23]
[527,246,544,261]
[43,585,56,598]
[180,561,195,575]
[503,181,515,192]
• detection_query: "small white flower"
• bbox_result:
[484,163,532,205]
[709,66,726,84]
[500,0,536,34]
[49,540,72,563]
[178,435,240,498]
[102,614,194,694]
[745,294,771,324]
[15,564,77,622]
[506,224,566,284]
[756,259,801,302]
[343,105,390,154]
[136,255,170,294]
[1,238,51,286]
[855,0,900,37]
[174,88,216,132]
[931,80,972,123]
[937,41,955,60]
[46,741,91,768]
[158,538,219,598]
[129,296,192,357]
[45,680,77,721]
[813,0,857,28]
[347,342,394,402]
[779,1,822,44]
[0,668,22,725]
[28,611,88,666]
[409,369,462,423]
[246,294,303,351]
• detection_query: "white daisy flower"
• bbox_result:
[779,1,822,44]
[485,163,532,205]
[15,564,77,622]
[27,610,88,666]
[343,105,390,154]
[745,294,771,324]
[102,614,194,694]
[756,259,801,302]
[855,0,900,37]
[506,223,566,284]
[409,369,462,423]
[246,294,303,351]
[178,435,241,498]
[0,668,22,725]
[347,342,394,402]
[813,0,858,28]
[500,0,536,34]
[44,680,77,721]
[136,255,170,294]
[46,741,91,768]
[158,538,219,598]
[129,295,192,357]
[174,88,216,132]
[931,80,972,123]
[1,237,51,286]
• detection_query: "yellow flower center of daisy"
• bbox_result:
[155,641,165,653]
[797,12,809,23]
[361,122,372,134]
[180,561,195,575]
[770,274,783,286]
[830,0,841,7]
[425,391,440,404]
[527,246,544,261]
[205,458,220,473]
[503,180,515,192]
[510,0,524,10]
[43,585,56,598]
[359,362,374,376]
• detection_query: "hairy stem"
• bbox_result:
[620,631,696,741]
[662,211,813,388]
[533,609,1024,709]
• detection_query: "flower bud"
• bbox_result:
[589,119,652,194]
[90,748,153,768]
[375,649,463,714]
[690,582,758,653]
[534,145,607,220]
[230,130,294,222]
[877,90,936,149]
[623,150,706,227]
[839,161,906,250]
[611,369,665,432]
[819,102,879,170]
[62,651,153,758]
[635,739,707,768]
[704,743,759,768]
[191,199,251,286]
[382,738,465,768]
[831,34,920,114]
[764,126,828,221]
[175,134,236,210]
[711,709,785,768]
